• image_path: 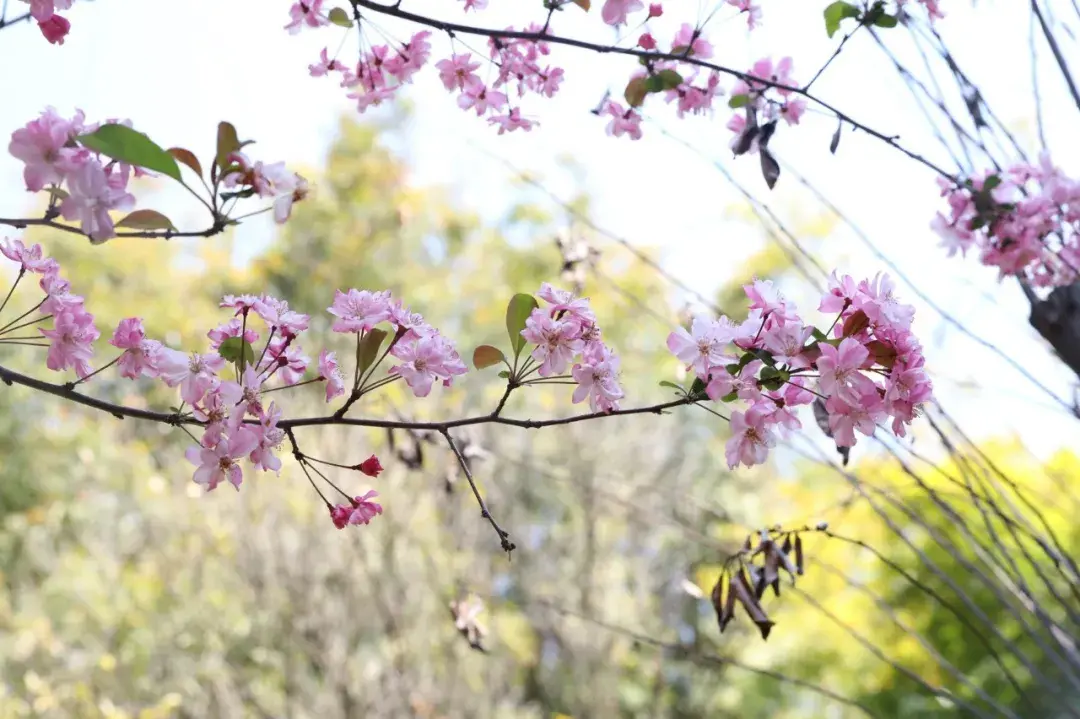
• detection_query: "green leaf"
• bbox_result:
[506,294,539,358]
[497,370,511,379]
[659,380,685,393]
[473,345,507,370]
[872,13,898,28]
[77,124,181,182]
[823,1,860,38]
[215,121,241,171]
[624,76,648,108]
[671,44,690,56]
[328,7,353,26]
[357,328,389,378]
[982,175,1001,191]
[168,147,203,178]
[720,391,738,403]
[115,209,176,231]
[728,94,751,109]
[218,337,255,366]
[689,377,708,397]
[653,69,683,91]
[811,328,829,342]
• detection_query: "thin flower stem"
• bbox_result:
[304,456,359,471]
[261,377,323,394]
[0,314,50,336]
[0,335,48,341]
[239,312,248,375]
[298,459,333,506]
[256,326,276,370]
[693,401,730,422]
[0,300,45,334]
[0,269,24,318]
[358,328,403,393]
[521,379,577,386]
[67,355,121,387]
[304,459,354,501]
[0,341,48,347]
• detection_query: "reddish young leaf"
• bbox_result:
[842,309,870,337]
[168,147,203,178]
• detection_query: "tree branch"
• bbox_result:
[441,427,515,554]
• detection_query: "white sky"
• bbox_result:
[0,0,1077,459]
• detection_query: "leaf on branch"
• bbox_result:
[760,149,780,190]
[168,147,203,178]
[46,187,69,202]
[757,120,777,149]
[572,0,591,10]
[795,534,805,576]
[872,12,898,28]
[328,7,353,27]
[824,1,860,38]
[689,376,708,398]
[728,94,751,109]
[215,121,242,172]
[115,209,176,232]
[218,337,255,366]
[733,109,759,157]
[659,380,684,394]
[841,309,870,337]
[866,339,897,368]
[652,69,684,91]
[357,328,389,378]
[505,294,539,359]
[624,76,649,108]
[830,121,842,154]
[77,124,182,182]
[472,345,506,370]
[712,572,737,632]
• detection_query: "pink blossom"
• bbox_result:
[726,0,762,29]
[8,107,85,191]
[458,85,508,116]
[206,317,259,351]
[826,391,886,448]
[762,322,812,368]
[109,317,163,379]
[648,3,663,17]
[309,47,344,77]
[725,406,776,469]
[436,53,483,93]
[856,273,915,330]
[389,333,467,397]
[461,0,488,11]
[38,14,70,44]
[672,23,713,59]
[330,490,383,528]
[328,288,392,333]
[0,238,52,273]
[39,307,98,378]
[39,267,83,316]
[249,402,285,473]
[571,344,624,413]
[816,338,876,404]
[60,159,136,242]
[638,33,656,50]
[602,0,644,26]
[285,0,329,34]
[158,349,226,405]
[603,101,644,140]
[667,315,733,378]
[522,312,584,376]
[220,294,261,315]
[780,99,806,125]
[488,108,536,135]
[263,337,310,385]
[358,455,383,477]
[819,272,860,313]
[319,349,345,402]
[185,428,260,492]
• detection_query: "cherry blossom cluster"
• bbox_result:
[667,274,932,469]
[520,283,624,413]
[7,109,308,241]
[931,155,1080,288]
[0,237,480,527]
[1,237,98,376]
[327,288,468,397]
[725,57,806,155]
[9,108,138,242]
[18,0,74,45]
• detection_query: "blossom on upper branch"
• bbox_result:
[667,274,932,469]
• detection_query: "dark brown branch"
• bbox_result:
[1032,0,1080,114]
[0,216,227,241]
[352,0,957,181]
[0,11,31,31]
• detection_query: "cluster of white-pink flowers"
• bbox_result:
[7,109,308,241]
[8,109,137,242]
[932,155,1080,288]
[668,275,932,469]
[327,288,468,397]
[521,283,624,413]
[1,237,98,377]
[18,0,74,44]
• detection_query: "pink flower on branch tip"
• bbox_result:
[357,455,383,477]
[285,0,329,34]
[8,107,86,192]
[602,0,645,26]
[389,332,468,397]
[318,349,345,402]
[110,317,164,380]
[725,406,776,469]
[185,428,260,492]
[158,349,226,406]
[0,238,52,273]
[571,344,624,413]
[328,288,392,333]
[38,14,70,44]
[40,307,98,379]
[330,490,383,529]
